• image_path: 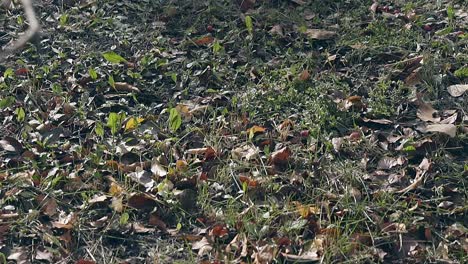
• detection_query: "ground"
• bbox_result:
[0,0,467,263]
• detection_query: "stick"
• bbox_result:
[0,0,40,62]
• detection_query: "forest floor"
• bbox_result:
[0,0,467,263]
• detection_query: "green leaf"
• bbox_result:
[59,13,69,26]
[95,121,104,137]
[213,40,223,53]
[89,68,98,80]
[102,51,127,64]
[3,68,14,78]
[120,212,129,225]
[454,67,468,78]
[168,108,182,132]
[447,5,455,20]
[15,107,25,122]
[107,112,126,135]
[245,16,253,34]
[51,83,62,94]
[0,96,15,108]
[108,75,115,88]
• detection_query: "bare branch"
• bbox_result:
[0,0,40,62]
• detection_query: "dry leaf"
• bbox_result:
[111,196,124,213]
[417,101,440,122]
[210,224,229,237]
[269,146,292,166]
[247,125,266,134]
[192,237,213,256]
[425,124,457,137]
[128,167,155,190]
[128,193,158,210]
[113,82,140,93]
[299,69,310,81]
[269,25,284,37]
[176,159,188,172]
[305,29,337,40]
[194,35,214,45]
[239,175,258,187]
[239,0,256,12]
[0,136,23,153]
[377,156,406,170]
[232,144,259,161]
[151,158,167,177]
[447,84,468,97]
[124,117,144,131]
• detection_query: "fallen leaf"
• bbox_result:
[247,125,266,134]
[128,167,155,190]
[113,82,140,93]
[111,196,124,213]
[447,84,468,97]
[128,193,158,210]
[194,35,214,45]
[377,156,406,170]
[232,144,259,161]
[269,25,284,37]
[425,124,457,137]
[192,237,213,256]
[239,175,258,187]
[239,0,256,12]
[269,146,292,166]
[299,69,310,81]
[210,224,229,237]
[148,213,167,231]
[124,117,144,131]
[344,95,364,110]
[151,158,167,177]
[176,159,188,172]
[417,101,440,122]
[0,136,23,153]
[35,250,53,262]
[305,29,337,40]
[252,244,276,263]
[76,259,96,264]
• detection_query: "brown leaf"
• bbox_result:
[269,146,292,166]
[128,167,155,190]
[210,224,229,237]
[269,25,284,37]
[377,156,406,170]
[192,237,213,256]
[76,260,96,264]
[151,158,167,177]
[425,124,457,137]
[232,144,259,161]
[239,175,258,187]
[417,101,440,122]
[37,195,58,217]
[193,35,214,45]
[247,125,266,134]
[239,0,256,12]
[148,213,167,232]
[113,82,140,93]
[305,29,337,40]
[0,136,23,153]
[128,193,157,210]
[299,69,311,81]
[344,95,364,110]
[447,84,468,97]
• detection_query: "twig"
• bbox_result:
[0,0,40,62]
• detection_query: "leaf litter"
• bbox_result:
[0,0,466,263]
